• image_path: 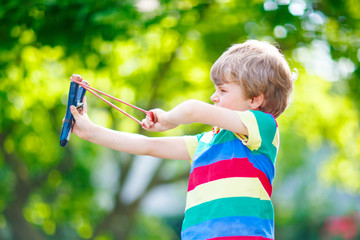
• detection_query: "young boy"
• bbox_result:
[69,39,294,240]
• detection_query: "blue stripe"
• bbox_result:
[190,139,274,183]
[181,216,274,240]
[251,154,275,184]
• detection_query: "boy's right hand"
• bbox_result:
[141,108,178,132]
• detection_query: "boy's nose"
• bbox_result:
[210,93,219,103]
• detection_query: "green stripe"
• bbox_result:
[250,110,278,163]
[212,130,237,145]
[182,197,274,231]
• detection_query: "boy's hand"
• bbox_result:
[141,109,178,132]
[69,96,94,140]
[71,74,83,82]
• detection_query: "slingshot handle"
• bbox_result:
[72,75,87,110]
[60,82,78,147]
[60,77,87,147]
[75,86,87,109]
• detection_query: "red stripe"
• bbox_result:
[188,158,272,197]
[209,236,273,240]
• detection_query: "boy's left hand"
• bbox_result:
[141,109,178,132]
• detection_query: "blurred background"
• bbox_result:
[1,0,360,239]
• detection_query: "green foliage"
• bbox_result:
[0,0,359,239]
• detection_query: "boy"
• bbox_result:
[69,39,294,240]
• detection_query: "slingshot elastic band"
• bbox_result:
[70,78,153,125]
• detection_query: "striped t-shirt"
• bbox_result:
[182,110,279,240]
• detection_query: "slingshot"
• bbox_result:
[60,75,153,147]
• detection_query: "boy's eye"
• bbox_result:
[215,85,227,93]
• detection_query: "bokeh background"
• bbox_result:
[1,0,360,239]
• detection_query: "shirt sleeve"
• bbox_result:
[183,132,207,162]
[183,136,198,161]
[236,110,279,157]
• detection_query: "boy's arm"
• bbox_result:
[70,106,191,160]
[143,100,248,135]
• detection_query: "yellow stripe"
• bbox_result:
[185,177,270,210]
[184,136,198,162]
[236,111,261,151]
[272,128,279,149]
[234,133,248,142]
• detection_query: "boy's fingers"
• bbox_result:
[144,121,150,129]
[83,96,88,112]
[70,105,80,120]
[141,118,153,130]
[146,115,152,124]
[146,111,158,125]
[141,122,148,129]
[71,74,83,82]
[147,112,154,121]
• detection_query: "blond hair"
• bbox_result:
[210,40,294,118]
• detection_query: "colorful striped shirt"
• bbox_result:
[182,110,279,240]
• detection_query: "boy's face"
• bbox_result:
[210,82,251,111]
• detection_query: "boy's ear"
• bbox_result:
[250,93,264,110]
